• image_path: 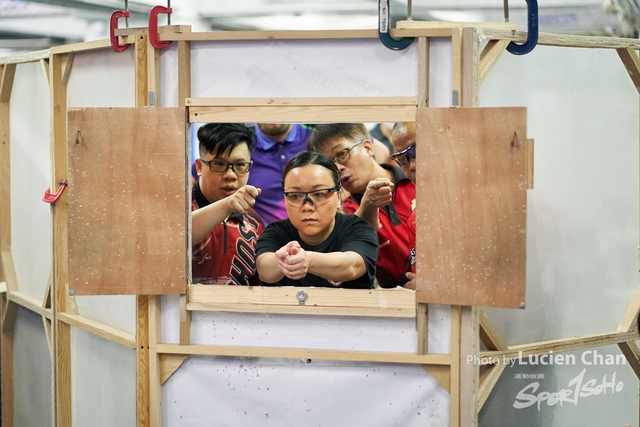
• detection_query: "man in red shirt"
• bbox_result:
[192,123,263,285]
[391,122,418,289]
[308,123,416,288]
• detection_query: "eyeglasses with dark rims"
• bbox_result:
[332,140,365,165]
[200,159,253,174]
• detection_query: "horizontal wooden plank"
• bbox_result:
[186,97,417,107]
[480,330,639,362]
[189,105,416,123]
[50,39,112,55]
[188,285,417,317]
[164,29,379,41]
[57,312,136,349]
[0,49,50,65]
[396,20,517,31]
[157,343,451,365]
[188,302,415,318]
[480,29,640,49]
[7,291,51,319]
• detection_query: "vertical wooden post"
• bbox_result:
[460,27,481,427]
[416,36,429,355]
[449,305,461,427]
[0,67,16,426]
[135,32,152,427]
[50,52,73,427]
[178,39,192,347]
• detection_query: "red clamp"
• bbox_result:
[43,180,68,204]
[110,10,132,52]
[149,5,173,49]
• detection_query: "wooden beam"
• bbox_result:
[417,37,429,108]
[479,309,508,351]
[480,29,640,49]
[1,297,17,334]
[480,330,639,361]
[60,53,74,85]
[57,313,136,349]
[186,97,418,107]
[149,296,162,427]
[396,20,517,31]
[179,294,190,346]
[146,34,160,107]
[476,362,507,412]
[50,52,72,427]
[157,343,452,365]
[177,40,191,108]
[0,49,49,65]
[416,303,428,354]
[43,317,53,357]
[449,305,461,427]
[7,290,52,319]
[0,63,16,106]
[137,296,151,427]
[49,40,111,55]
[451,27,463,106]
[0,251,18,292]
[159,354,189,385]
[461,27,479,107]
[135,34,149,108]
[187,285,417,317]
[423,364,450,392]
[526,139,534,190]
[189,105,416,124]
[618,341,640,379]
[479,39,509,87]
[616,48,640,94]
[617,284,640,332]
[460,306,479,427]
[40,58,50,96]
[1,294,15,427]
[0,91,10,252]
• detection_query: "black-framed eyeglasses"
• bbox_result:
[200,159,253,174]
[391,143,416,167]
[333,140,365,165]
[283,187,340,207]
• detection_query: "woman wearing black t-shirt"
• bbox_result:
[255,151,378,289]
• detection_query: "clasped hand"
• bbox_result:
[275,241,309,280]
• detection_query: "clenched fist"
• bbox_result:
[226,185,261,215]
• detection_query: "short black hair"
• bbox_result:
[282,151,341,190]
[197,123,254,158]
[307,123,369,153]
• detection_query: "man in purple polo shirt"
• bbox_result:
[246,123,314,226]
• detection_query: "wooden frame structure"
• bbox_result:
[0,24,638,427]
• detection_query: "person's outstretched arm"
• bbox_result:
[192,185,260,244]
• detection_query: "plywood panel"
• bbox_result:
[415,107,526,307]
[67,108,187,295]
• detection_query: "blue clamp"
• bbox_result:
[378,0,414,51]
[507,0,539,55]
